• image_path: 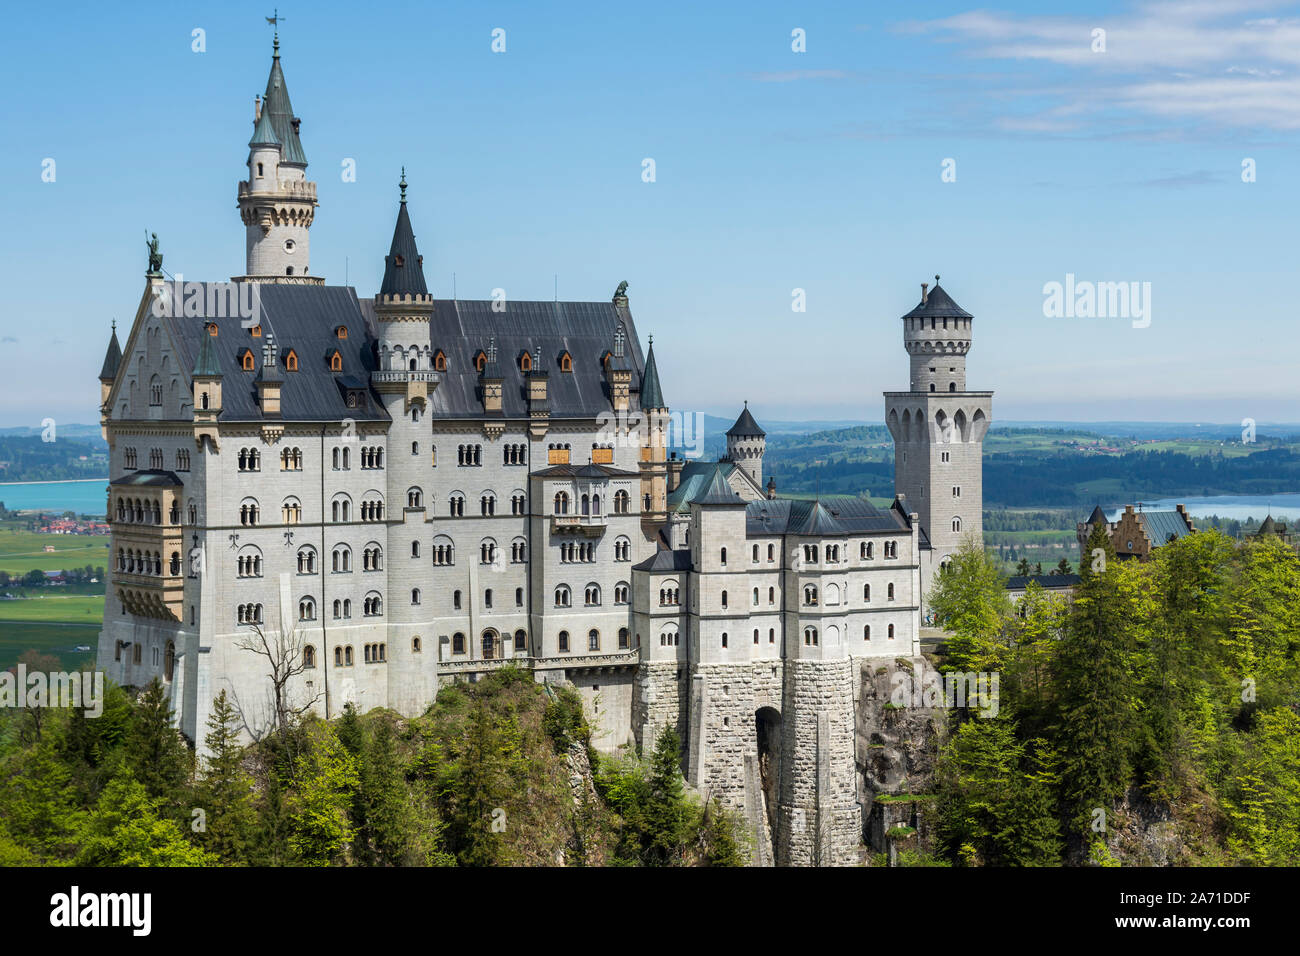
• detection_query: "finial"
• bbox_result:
[111,319,116,333]
[267,9,285,53]
[744,399,748,408]
[648,334,654,346]
[935,274,941,283]
[399,167,407,203]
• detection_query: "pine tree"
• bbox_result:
[1051,523,1137,834]
[194,689,257,864]
[125,678,192,804]
[928,538,1012,672]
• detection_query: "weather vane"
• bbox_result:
[266,8,286,48]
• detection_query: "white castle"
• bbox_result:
[96,41,992,865]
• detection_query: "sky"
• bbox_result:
[1,0,1298,428]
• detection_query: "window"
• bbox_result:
[449,494,464,517]
[457,444,483,466]
[453,633,466,655]
[560,351,573,373]
[888,624,896,640]
[411,540,420,558]
[803,626,818,646]
[753,587,760,606]
[515,587,524,607]
[558,630,570,653]
[298,598,316,621]
[720,547,727,566]
[240,351,255,372]
[555,585,571,608]
[411,588,421,605]
[952,516,962,533]
[553,491,570,514]
[453,590,462,609]
[363,545,383,570]
[304,645,316,667]
[588,629,599,651]
[888,583,895,601]
[433,539,454,565]
[363,593,383,616]
[336,326,348,339]
[864,583,871,602]
[514,629,527,651]
[585,584,601,606]
[615,583,629,604]
[297,547,317,574]
[434,350,447,371]
[864,625,871,640]
[408,488,423,508]
[239,499,260,526]
[721,632,729,648]
[282,497,302,524]
[614,490,630,514]
[284,350,298,371]
[332,546,351,573]
[412,636,422,653]
[328,351,342,372]
[618,628,629,649]
[480,493,496,516]
[484,589,493,609]
[721,589,728,608]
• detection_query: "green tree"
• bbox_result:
[75,769,216,866]
[286,719,360,865]
[193,689,257,864]
[125,678,192,806]
[928,537,1012,672]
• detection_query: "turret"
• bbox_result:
[99,321,122,410]
[192,328,223,450]
[902,275,972,393]
[236,37,320,283]
[725,401,765,487]
[638,337,669,523]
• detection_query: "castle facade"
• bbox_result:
[96,42,992,865]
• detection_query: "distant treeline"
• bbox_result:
[0,437,108,483]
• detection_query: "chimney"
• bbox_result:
[921,282,929,304]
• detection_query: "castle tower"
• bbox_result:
[370,173,438,709]
[883,277,992,605]
[725,402,766,487]
[236,37,321,283]
[638,337,669,529]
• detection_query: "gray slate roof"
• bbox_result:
[668,461,738,514]
[902,280,972,319]
[693,467,746,506]
[99,326,122,380]
[727,403,765,437]
[1138,510,1194,544]
[379,196,427,297]
[111,470,183,487]
[160,283,648,424]
[1006,574,1080,590]
[261,45,307,165]
[639,340,665,409]
[531,463,638,479]
[632,549,693,573]
[744,495,909,537]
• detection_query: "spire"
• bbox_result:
[260,38,307,165]
[193,331,222,378]
[640,335,665,409]
[379,173,428,297]
[99,321,122,381]
[727,401,765,438]
[249,100,281,148]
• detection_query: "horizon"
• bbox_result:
[4,1,1299,426]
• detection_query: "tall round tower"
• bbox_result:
[884,276,993,606]
[725,402,766,488]
[236,37,321,283]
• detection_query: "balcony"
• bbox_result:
[369,369,441,385]
[551,514,607,536]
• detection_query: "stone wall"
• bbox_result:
[776,659,861,866]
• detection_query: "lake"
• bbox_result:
[1107,494,1300,523]
[0,480,108,516]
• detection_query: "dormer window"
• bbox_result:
[474,351,486,372]
[433,350,447,371]
[559,351,573,373]
[328,351,343,372]
[284,349,299,371]
[206,323,218,337]
[250,325,262,338]
[394,255,404,268]
[239,349,255,372]
[601,350,612,368]
[519,351,532,373]
[335,326,348,340]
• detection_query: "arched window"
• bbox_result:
[240,350,255,371]
[284,350,298,371]
[453,633,465,655]
[559,351,573,373]
[888,583,895,601]
[412,588,421,605]
[328,351,343,371]
[888,624,895,640]
[587,629,600,651]
[433,350,447,371]
[555,585,571,608]
[952,516,962,533]
[304,645,317,667]
[558,630,570,653]
[514,629,527,651]
[412,636,422,653]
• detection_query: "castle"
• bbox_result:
[95,40,992,866]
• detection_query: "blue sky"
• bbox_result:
[2,0,1298,428]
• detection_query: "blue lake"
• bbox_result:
[1106,494,1300,524]
[0,480,108,516]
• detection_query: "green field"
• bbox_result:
[0,529,110,574]
[0,590,104,671]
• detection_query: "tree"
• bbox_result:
[193,689,257,864]
[1053,558,1073,576]
[1015,558,1033,577]
[1226,707,1300,865]
[75,769,216,866]
[1051,523,1138,833]
[234,623,321,736]
[286,719,359,865]
[125,678,192,804]
[928,537,1012,672]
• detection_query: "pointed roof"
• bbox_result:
[379,172,428,297]
[792,500,841,535]
[261,40,307,165]
[902,276,972,319]
[727,402,765,438]
[1258,514,1277,536]
[249,103,281,149]
[193,332,222,378]
[1086,504,1109,526]
[692,467,745,507]
[639,337,665,409]
[99,323,122,381]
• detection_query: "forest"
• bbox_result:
[921,528,1300,865]
[0,666,745,866]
